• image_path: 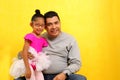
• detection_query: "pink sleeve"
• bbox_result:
[42,38,48,47]
[24,33,34,42]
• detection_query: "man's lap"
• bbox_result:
[68,74,87,80]
[14,76,26,80]
[44,74,86,80]
[14,74,86,80]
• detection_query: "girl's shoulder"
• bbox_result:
[25,33,36,37]
[24,33,37,40]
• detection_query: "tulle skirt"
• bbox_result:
[9,47,51,79]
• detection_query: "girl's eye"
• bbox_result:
[35,24,45,27]
[35,24,40,27]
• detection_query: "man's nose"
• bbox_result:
[52,24,56,28]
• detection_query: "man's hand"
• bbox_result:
[27,52,34,59]
[53,73,67,80]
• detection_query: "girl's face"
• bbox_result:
[31,17,45,35]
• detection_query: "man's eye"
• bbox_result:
[55,21,58,24]
[47,23,52,26]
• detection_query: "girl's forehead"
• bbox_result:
[33,18,44,23]
[35,17,44,21]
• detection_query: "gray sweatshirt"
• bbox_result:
[42,32,81,75]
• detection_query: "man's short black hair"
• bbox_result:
[44,11,60,23]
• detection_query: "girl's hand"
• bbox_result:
[25,68,31,79]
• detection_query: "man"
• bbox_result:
[15,11,86,80]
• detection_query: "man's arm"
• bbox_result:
[63,39,81,75]
[54,39,81,80]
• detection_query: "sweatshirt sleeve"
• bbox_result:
[63,39,82,75]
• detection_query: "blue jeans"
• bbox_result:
[14,74,86,80]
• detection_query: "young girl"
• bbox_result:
[10,10,50,80]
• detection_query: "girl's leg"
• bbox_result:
[26,66,35,80]
[35,70,44,80]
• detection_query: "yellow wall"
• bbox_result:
[0,0,120,80]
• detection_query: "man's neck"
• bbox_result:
[48,32,62,40]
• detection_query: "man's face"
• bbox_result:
[45,16,61,38]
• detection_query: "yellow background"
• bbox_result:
[0,0,120,80]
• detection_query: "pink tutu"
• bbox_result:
[9,47,51,79]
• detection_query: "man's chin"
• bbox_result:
[49,34,58,38]
[51,35,58,38]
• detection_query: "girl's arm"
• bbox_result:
[22,40,31,78]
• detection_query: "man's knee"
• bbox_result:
[14,77,26,80]
[68,74,87,80]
